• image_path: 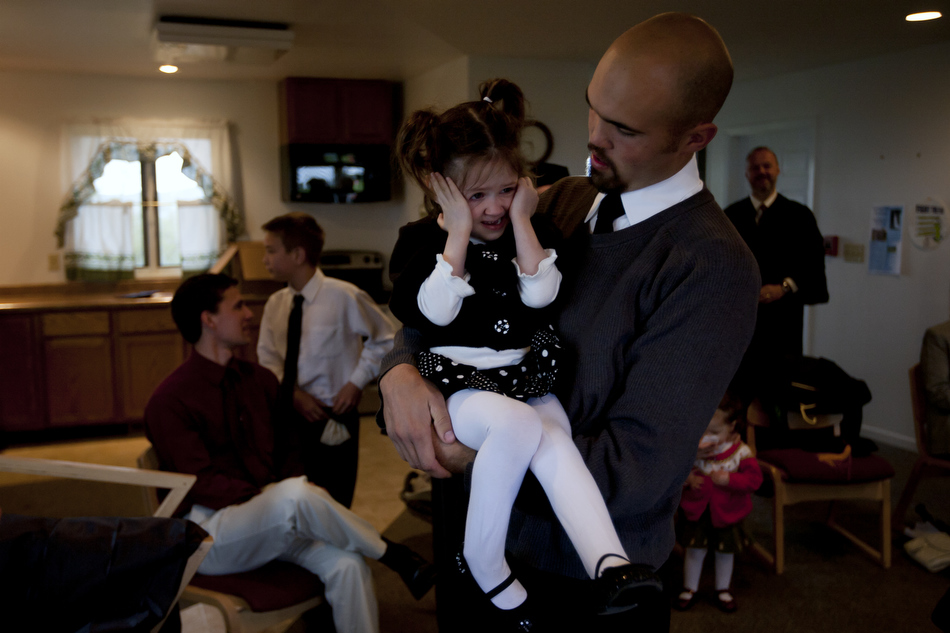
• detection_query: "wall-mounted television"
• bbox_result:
[281,144,392,203]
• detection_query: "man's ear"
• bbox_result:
[291,245,308,266]
[681,122,718,154]
[200,309,216,331]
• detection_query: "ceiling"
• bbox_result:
[0,0,947,83]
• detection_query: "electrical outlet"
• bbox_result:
[48,253,60,271]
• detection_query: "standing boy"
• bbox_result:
[258,213,397,507]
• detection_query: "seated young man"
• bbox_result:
[144,273,434,633]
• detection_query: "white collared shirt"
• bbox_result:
[585,155,705,232]
[257,268,397,403]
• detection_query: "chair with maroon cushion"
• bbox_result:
[892,364,950,532]
[137,446,326,633]
[747,413,894,574]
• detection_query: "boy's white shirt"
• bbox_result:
[257,268,397,404]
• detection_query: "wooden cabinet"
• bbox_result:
[40,311,114,426]
[114,309,185,420]
[280,77,397,145]
[0,315,43,431]
[0,296,269,435]
[45,335,115,426]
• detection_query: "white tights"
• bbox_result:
[683,546,734,593]
[448,389,628,609]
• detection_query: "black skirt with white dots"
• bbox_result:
[418,327,561,401]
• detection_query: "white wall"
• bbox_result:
[707,40,950,449]
[398,55,471,224]
[468,56,595,177]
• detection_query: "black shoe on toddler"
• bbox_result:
[458,548,545,632]
[487,574,544,632]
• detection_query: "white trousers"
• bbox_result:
[187,476,386,633]
[448,390,627,594]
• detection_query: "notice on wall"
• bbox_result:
[911,198,945,251]
[869,205,903,275]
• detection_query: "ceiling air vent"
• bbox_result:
[153,15,294,64]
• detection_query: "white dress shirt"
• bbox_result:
[585,155,705,232]
[751,190,779,224]
[257,268,397,404]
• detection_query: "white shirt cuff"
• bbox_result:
[417,254,476,326]
[513,249,561,309]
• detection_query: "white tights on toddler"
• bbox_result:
[447,389,628,609]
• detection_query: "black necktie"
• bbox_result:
[281,294,304,403]
[593,193,625,234]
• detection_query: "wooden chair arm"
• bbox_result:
[0,455,195,518]
[757,458,786,485]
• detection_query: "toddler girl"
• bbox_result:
[677,392,763,613]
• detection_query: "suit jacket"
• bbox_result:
[921,320,950,455]
[725,193,828,359]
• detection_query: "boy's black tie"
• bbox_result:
[281,294,305,404]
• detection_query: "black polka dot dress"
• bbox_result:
[389,216,564,401]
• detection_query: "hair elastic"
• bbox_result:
[482,96,493,104]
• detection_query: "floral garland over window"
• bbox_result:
[55,140,244,249]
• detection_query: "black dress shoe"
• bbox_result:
[592,561,663,615]
[379,538,437,600]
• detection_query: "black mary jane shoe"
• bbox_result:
[591,555,664,615]
[457,549,544,632]
[487,576,544,633]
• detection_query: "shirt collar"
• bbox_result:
[296,268,325,303]
[750,190,778,210]
[584,155,704,229]
[187,350,244,386]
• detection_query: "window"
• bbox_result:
[89,147,209,276]
[57,120,244,282]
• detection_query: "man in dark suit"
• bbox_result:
[724,146,829,407]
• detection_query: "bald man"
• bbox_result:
[379,13,760,631]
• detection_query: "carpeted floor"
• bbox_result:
[668,441,950,633]
[2,426,948,633]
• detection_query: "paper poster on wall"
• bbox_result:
[911,198,945,251]
[869,205,903,275]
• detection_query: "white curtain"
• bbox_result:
[178,203,222,272]
[59,118,239,280]
[64,203,138,279]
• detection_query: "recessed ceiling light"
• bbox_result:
[906,11,942,21]
[159,64,179,74]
